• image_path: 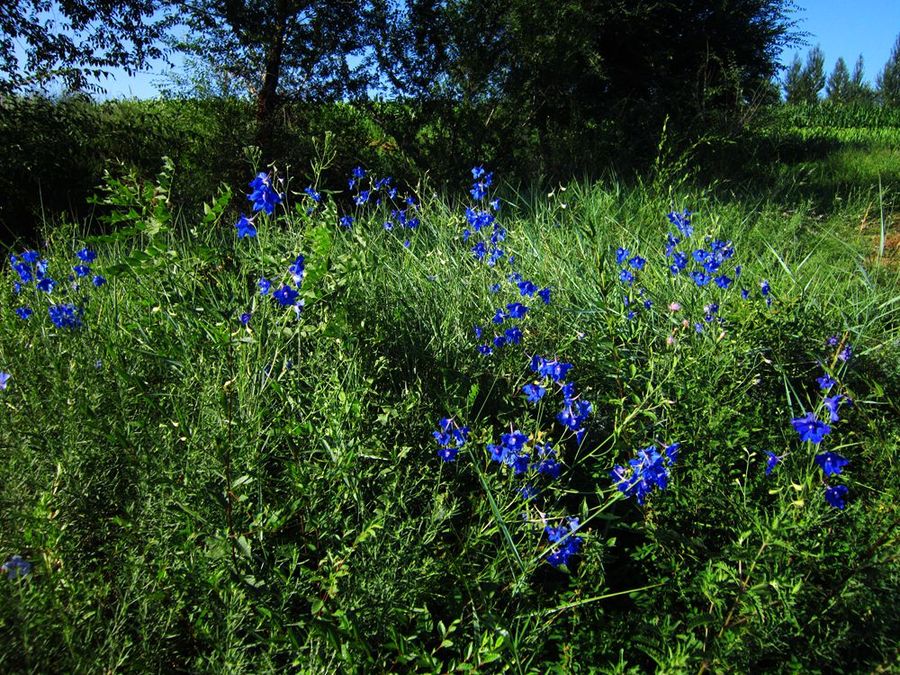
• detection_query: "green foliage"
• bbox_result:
[876,33,900,107]
[1,148,898,671]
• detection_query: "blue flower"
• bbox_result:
[258,277,272,295]
[619,269,634,285]
[22,250,40,264]
[434,418,469,462]
[92,275,106,287]
[817,374,835,391]
[610,443,677,504]
[1,555,31,580]
[824,484,849,509]
[248,172,282,215]
[235,215,257,238]
[814,451,849,476]
[339,215,354,228]
[76,248,97,263]
[73,264,90,278]
[615,247,630,265]
[823,394,845,422]
[523,383,546,403]
[15,307,32,320]
[504,326,522,345]
[544,517,583,568]
[838,344,852,362]
[760,279,770,297]
[240,313,252,326]
[690,271,709,287]
[667,210,693,238]
[37,278,55,293]
[765,451,781,476]
[791,412,831,444]
[48,303,83,329]
[0,372,10,390]
[289,254,306,286]
[741,288,750,300]
[714,274,733,289]
[628,256,646,270]
[272,286,300,307]
[304,186,321,203]
[506,303,528,319]
[538,287,551,304]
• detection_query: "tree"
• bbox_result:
[826,57,850,102]
[173,0,373,153]
[0,1,171,94]
[847,54,873,103]
[783,53,804,103]
[875,33,900,106]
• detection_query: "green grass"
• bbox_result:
[1,159,898,672]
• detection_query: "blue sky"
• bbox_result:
[60,1,900,99]
[779,0,900,84]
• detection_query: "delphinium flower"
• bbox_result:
[433,417,470,462]
[765,451,782,476]
[824,484,849,509]
[790,412,831,444]
[272,285,299,307]
[235,214,257,239]
[544,516,583,568]
[533,442,561,479]
[92,275,106,287]
[527,356,591,443]
[668,210,693,238]
[487,429,531,475]
[248,172,283,215]
[610,442,679,504]
[0,372,10,390]
[823,394,845,422]
[817,374,836,391]
[814,451,850,477]
[48,303,83,330]
[1,555,31,580]
[240,313,252,326]
[15,307,32,320]
[838,344,852,362]
[463,167,507,266]
[258,277,272,295]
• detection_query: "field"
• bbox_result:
[1,110,899,672]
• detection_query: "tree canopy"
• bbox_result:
[0,0,171,94]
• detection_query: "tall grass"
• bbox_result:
[0,160,898,672]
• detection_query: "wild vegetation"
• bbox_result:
[1,2,899,672]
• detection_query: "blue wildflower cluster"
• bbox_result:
[614,246,651,320]
[610,442,680,504]
[544,516,583,568]
[433,417,470,462]
[463,167,506,266]
[526,355,592,444]
[0,372,10,391]
[784,335,854,508]
[235,171,283,238]
[256,253,306,319]
[9,246,105,329]
[339,166,420,245]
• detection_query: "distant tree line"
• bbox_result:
[783,34,900,106]
[3,1,803,164]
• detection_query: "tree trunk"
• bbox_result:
[255,0,289,159]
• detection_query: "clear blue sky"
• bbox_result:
[90,1,900,99]
[779,0,900,84]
